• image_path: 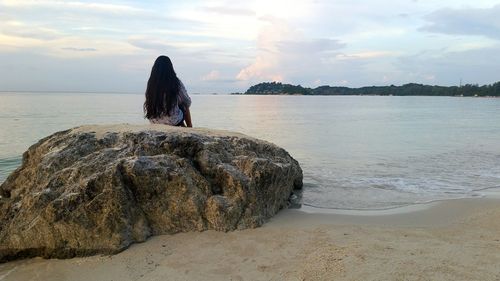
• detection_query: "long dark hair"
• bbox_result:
[144,56,180,119]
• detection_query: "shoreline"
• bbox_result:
[1,196,499,280]
[281,196,500,227]
[292,185,500,222]
[298,186,500,216]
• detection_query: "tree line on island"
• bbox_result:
[239,81,500,97]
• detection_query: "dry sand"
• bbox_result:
[1,198,499,281]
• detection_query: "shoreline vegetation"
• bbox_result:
[235,81,500,97]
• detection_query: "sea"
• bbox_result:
[1,92,500,210]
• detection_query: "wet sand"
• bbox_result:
[1,198,499,281]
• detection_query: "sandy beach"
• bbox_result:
[0,197,499,281]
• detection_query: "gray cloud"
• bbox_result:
[396,46,500,86]
[203,78,240,83]
[127,38,176,52]
[0,2,201,38]
[0,51,149,93]
[61,47,97,52]
[421,4,500,40]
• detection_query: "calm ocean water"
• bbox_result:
[1,92,499,209]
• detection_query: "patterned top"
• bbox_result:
[149,80,191,126]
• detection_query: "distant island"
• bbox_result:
[238,81,500,97]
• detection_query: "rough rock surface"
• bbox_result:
[0,124,302,262]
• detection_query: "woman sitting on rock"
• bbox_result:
[144,55,192,127]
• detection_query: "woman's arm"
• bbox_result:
[178,80,192,127]
[184,107,192,127]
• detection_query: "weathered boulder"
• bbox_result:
[0,124,302,262]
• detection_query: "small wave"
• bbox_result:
[0,156,22,183]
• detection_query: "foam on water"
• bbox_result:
[301,149,500,209]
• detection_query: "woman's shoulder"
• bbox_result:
[178,79,186,89]
[177,79,191,107]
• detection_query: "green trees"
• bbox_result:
[245,82,286,94]
[244,82,500,96]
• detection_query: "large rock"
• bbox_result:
[0,124,302,262]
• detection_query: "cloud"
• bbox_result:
[1,0,147,16]
[201,70,221,81]
[0,21,63,40]
[276,38,345,54]
[0,50,150,92]
[0,0,192,36]
[61,47,97,52]
[237,56,284,82]
[395,45,500,86]
[201,6,256,16]
[128,37,177,52]
[128,36,212,53]
[236,17,345,83]
[335,51,396,60]
[235,18,289,81]
[200,70,241,83]
[421,4,500,40]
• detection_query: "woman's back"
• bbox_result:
[144,56,192,127]
[148,80,191,126]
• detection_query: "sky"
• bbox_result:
[0,0,499,93]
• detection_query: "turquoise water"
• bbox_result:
[1,93,500,209]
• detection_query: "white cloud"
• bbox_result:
[335,51,396,60]
[201,70,221,81]
[201,6,256,16]
[236,56,284,82]
[236,17,290,82]
[276,38,345,54]
[0,21,63,40]
[236,17,345,83]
